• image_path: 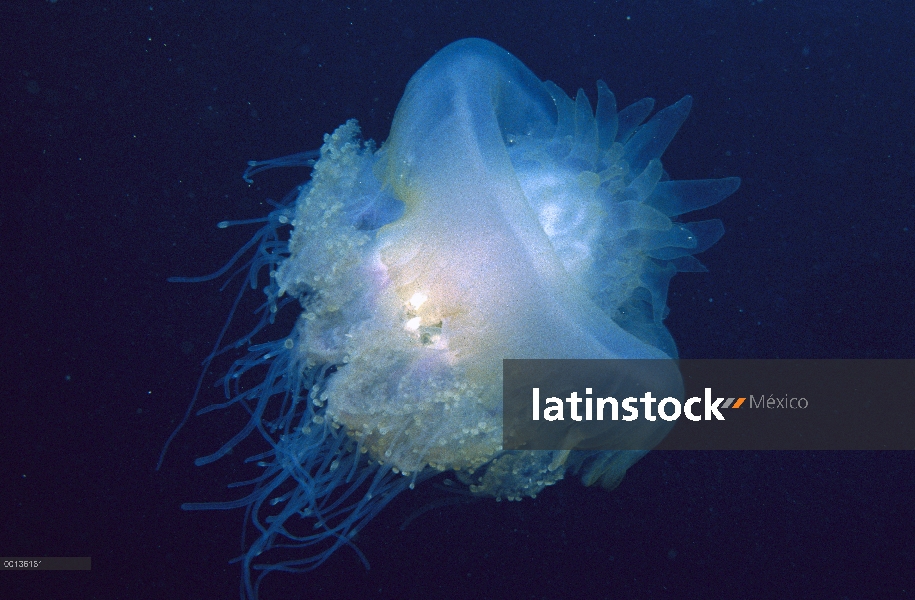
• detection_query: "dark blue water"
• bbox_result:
[2,1,913,598]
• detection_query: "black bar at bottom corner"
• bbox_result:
[1,557,91,571]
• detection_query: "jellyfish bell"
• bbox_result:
[167,38,739,597]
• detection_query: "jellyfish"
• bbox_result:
[166,38,739,598]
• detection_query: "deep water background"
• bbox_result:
[2,1,913,599]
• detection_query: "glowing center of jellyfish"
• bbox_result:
[401,291,445,348]
[403,292,428,331]
[408,292,428,309]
